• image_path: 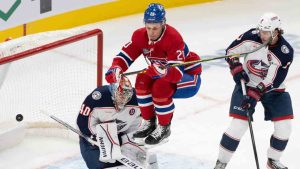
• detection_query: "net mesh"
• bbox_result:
[0,28,101,129]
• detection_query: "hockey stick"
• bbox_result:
[123,40,269,76]
[240,80,260,169]
[40,110,146,169]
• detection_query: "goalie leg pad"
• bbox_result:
[79,138,123,169]
[121,134,147,165]
[96,122,122,163]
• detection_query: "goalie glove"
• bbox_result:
[95,122,122,163]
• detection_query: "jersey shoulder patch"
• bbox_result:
[270,37,294,67]
[83,85,114,109]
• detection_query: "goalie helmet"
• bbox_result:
[109,76,133,111]
[257,12,281,32]
[144,3,166,23]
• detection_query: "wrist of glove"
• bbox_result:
[256,82,266,93]
[105,66,123,83]
[247,87,262,101]
[230,62,249,83]
[145,63,167,79]
[241,87,262,110]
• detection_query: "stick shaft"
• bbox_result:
[240,81,260,169]
[123,40,268,76]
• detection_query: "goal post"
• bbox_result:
[0,27,104,150]
[0,28,103,87]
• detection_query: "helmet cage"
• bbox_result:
[109,76,133,111]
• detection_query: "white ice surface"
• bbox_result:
[0,0,300,168]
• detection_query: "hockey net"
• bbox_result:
[0,28,103,150]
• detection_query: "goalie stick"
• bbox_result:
[40,110,146,169]
[123,39,270,76]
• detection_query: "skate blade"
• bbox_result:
[132,137,146,145]
[145,138,169,149]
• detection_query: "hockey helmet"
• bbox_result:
[257,12,281,32]
[109,76,133,111]
[144,3,166,23]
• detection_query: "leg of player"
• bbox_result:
[144,78,176,145]
[214,118,249,169]
[266,120,291,169]
[173,73,201,99]
[133,73,157,142]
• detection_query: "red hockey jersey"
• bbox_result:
[111,24,202,82]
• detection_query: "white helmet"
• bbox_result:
[257,12,281,32]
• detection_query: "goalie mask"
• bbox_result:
[109,76,133,111]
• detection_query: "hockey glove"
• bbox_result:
[105,67,122,83]
[230,62,249,84]
[145,63,167,79]
[241,87,261,110]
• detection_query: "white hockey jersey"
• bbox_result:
[226,29,293,91]
[77,85,141,138]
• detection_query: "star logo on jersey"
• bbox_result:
[92,91,102,100]
[247,60,269,79]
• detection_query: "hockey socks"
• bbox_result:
[218,118,248,163]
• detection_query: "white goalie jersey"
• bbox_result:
[77,85,142,138]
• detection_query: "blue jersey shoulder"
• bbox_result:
[269,36,294,66]
[83,85,114,109]
[226,28,261,53]
[83,85,138,109]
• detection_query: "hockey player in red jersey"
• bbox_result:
[105,3,202,145]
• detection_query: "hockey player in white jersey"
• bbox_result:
[77,76,157,169]
[214,13,294,169]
